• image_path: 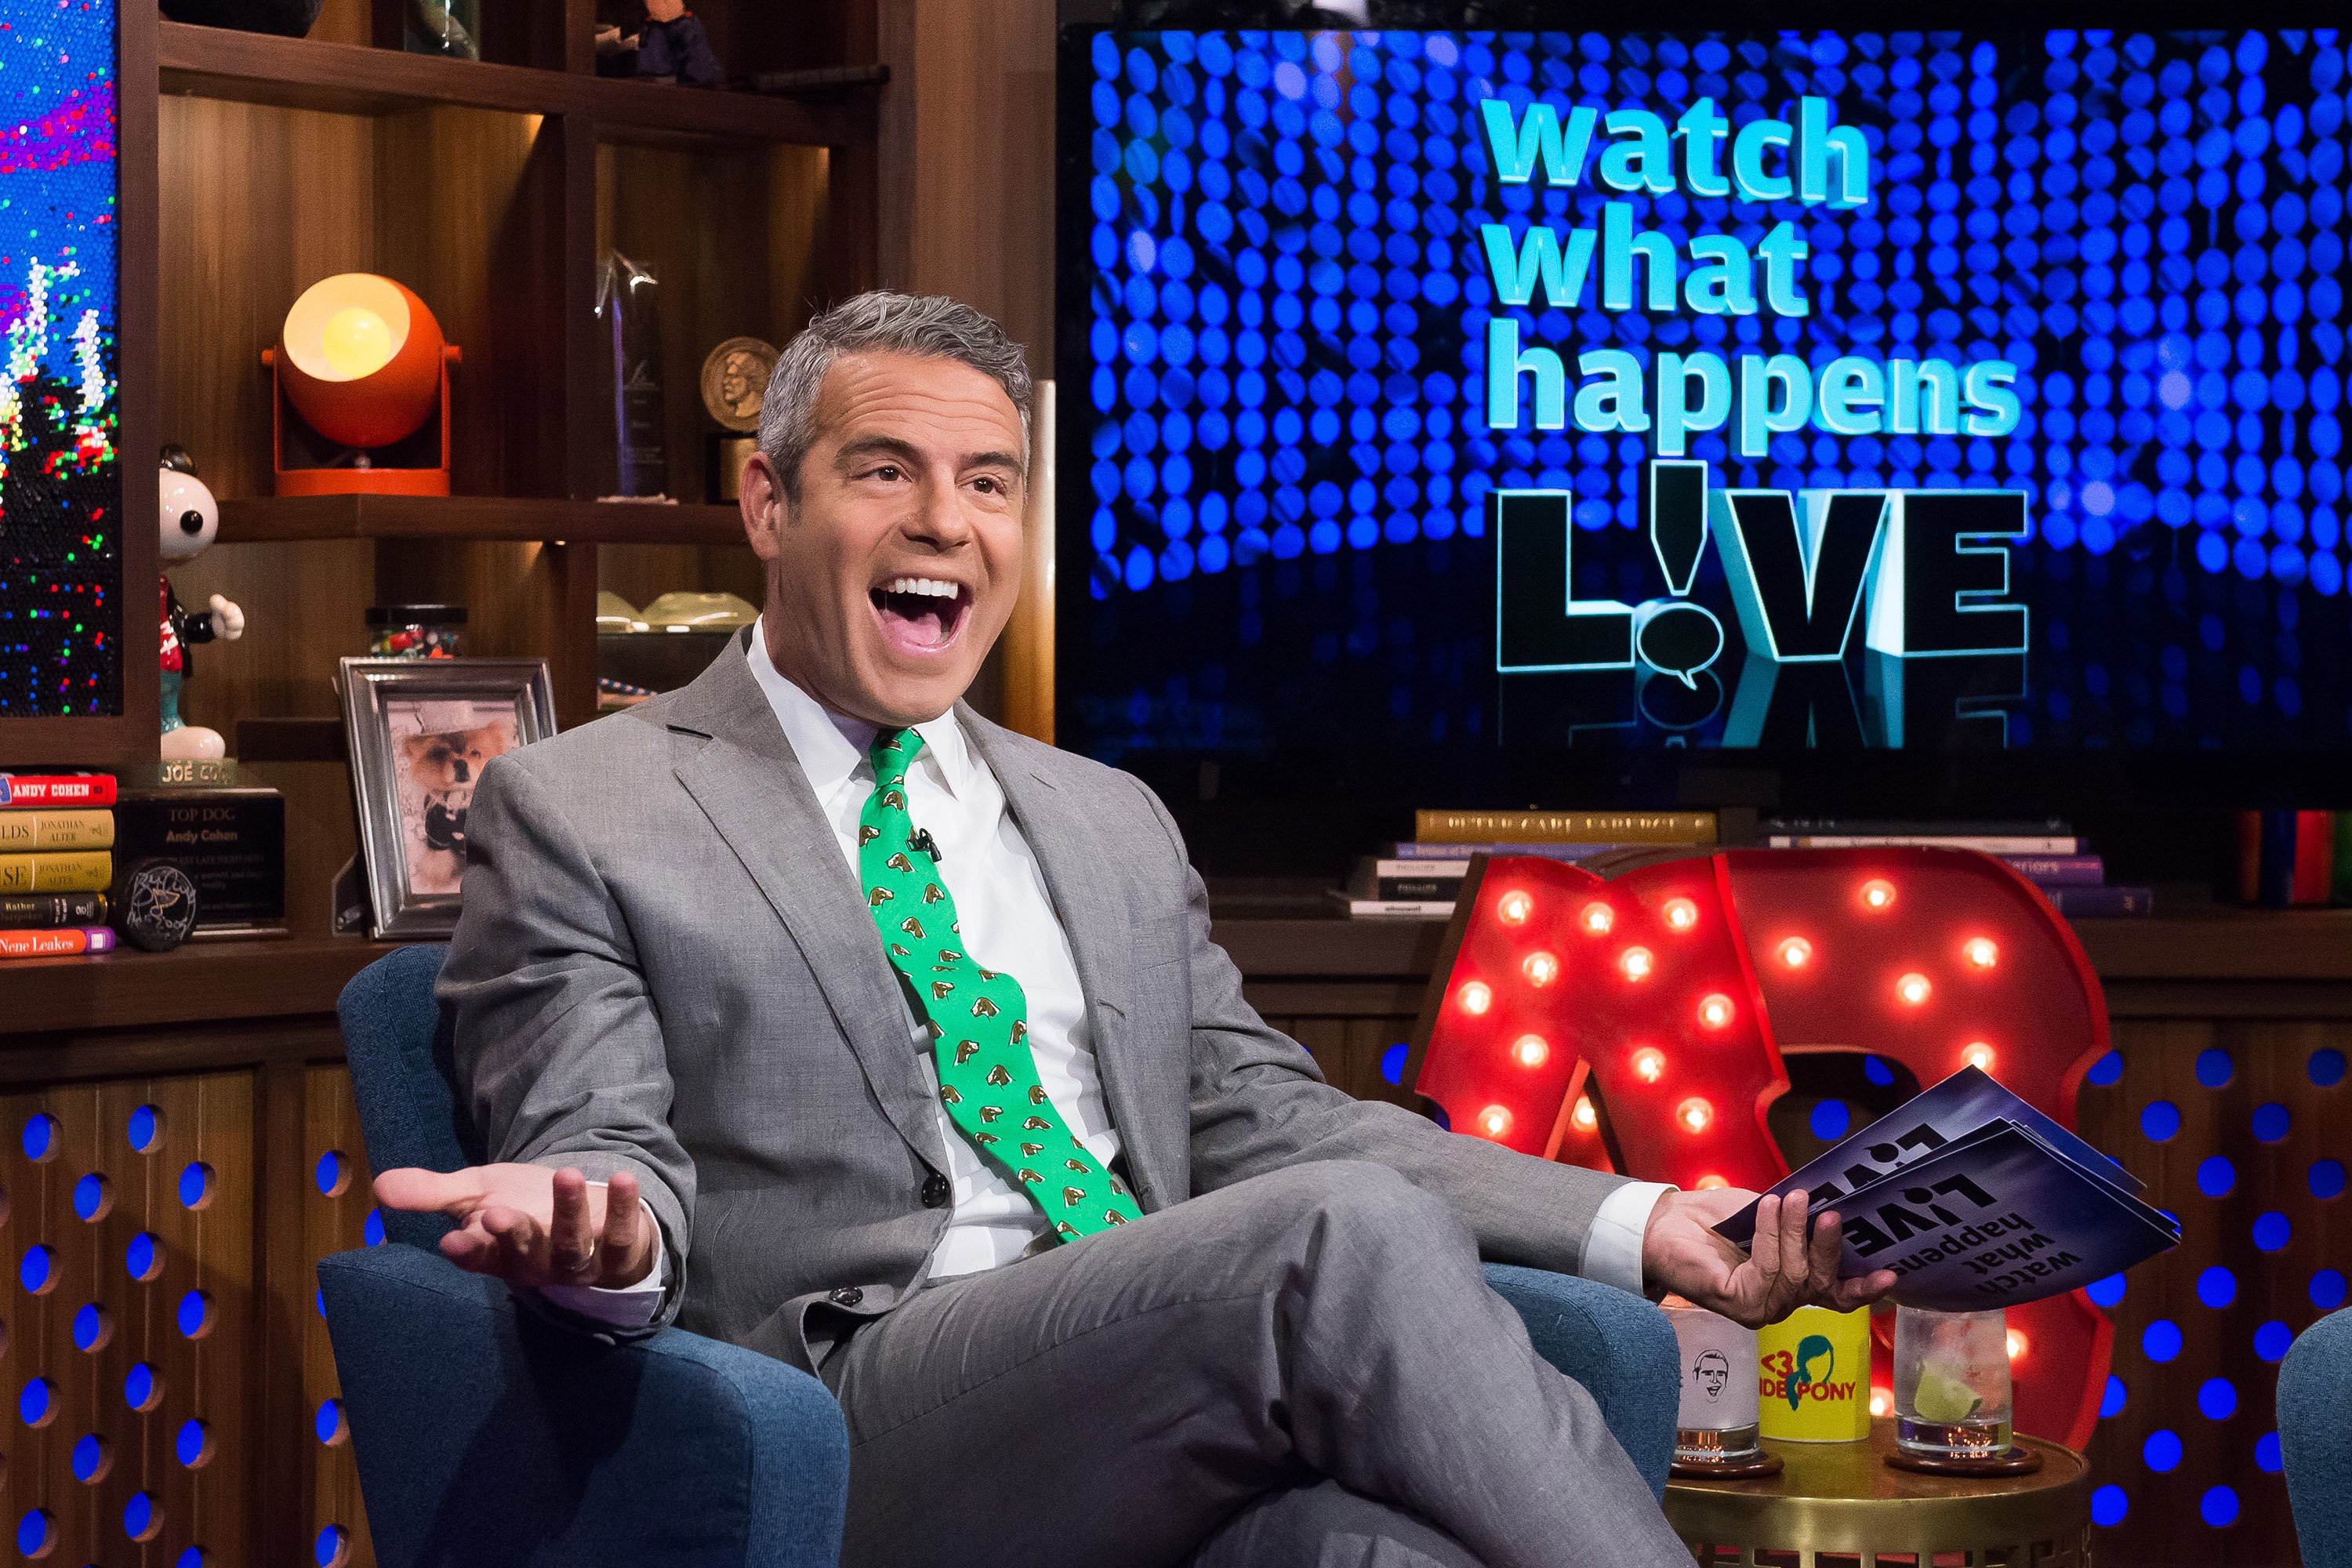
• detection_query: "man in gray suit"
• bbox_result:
[378,292,1893,1568]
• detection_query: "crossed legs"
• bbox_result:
[819,1160,1691,1568]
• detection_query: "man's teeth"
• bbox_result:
[880,576,960,599]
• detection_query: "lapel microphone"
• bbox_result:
[908,829,943,863]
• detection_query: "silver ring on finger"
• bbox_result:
[554,1240,600,1278]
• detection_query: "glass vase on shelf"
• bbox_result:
[1893,1305,2015,1458]
[404,0,479,60]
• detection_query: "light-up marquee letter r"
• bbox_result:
[1864,490,2031,657]
[1494,489,1635,672]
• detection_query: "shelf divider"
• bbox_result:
[215,494,750,546]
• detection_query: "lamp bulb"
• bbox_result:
[320,306,395,379]
[1631,1047,1666,1083]
[1496,890,1534,925]
[1570,1096,1597,1130]
[1619,946,1653,981]
[1511,1034,1549,1068]
[2006,1328,2028,1362]
[1675,1097,1713,1133]
[1696,993,1734,1029]
[1476,1105,1512,1138]
[1896,972,1932,1006]
[1962,1041,1996,1072]
[1964,937,1998,969]
[1522,951,1559,987]
[1860,878,1896,910]
[1661,897,1699,931]
[1695,1173,1728,1190]
[1580,902,1614,935]
[1777,936,1812,969]
[1456,980,1491,1016]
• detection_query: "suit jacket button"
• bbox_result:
[829,1286,864,1308]
[921,1173,952,1209]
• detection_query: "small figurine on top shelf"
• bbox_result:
[157,447,247,762]
[595,0,724,87]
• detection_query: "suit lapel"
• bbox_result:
[664,645,948,1172]
[959,708,1165,1197]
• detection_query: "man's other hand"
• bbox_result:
[1641,1186,1897,1328]
[373,1165,658,1290]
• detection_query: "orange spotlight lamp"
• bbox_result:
[263,274,461,495]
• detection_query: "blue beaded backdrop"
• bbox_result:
[0,0,122,717]
[1059,28,2350,757]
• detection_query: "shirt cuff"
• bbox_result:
[1579,1180,1675,1296]
[535,1196,667,1327]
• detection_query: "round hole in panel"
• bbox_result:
[69,1434,109,1486]
[2252,1211,2292,1252]
[364,1209,387,1247]
[1810,1101,1851,1140]
[2193,1048,2234,1087]
[71,1304,111,1354]
[2085,1051,2123,1086]
[178,1163,216,1210]
[1862,1056,1894,1087]
[315,1399,348,1446]
[2100,1375,2126,1418]
[2140,1101,2181,1141]
[2196,1267,2237,1309]
[2256,1432,2283,1472]
[1378,1043,1407,1086]
[2142,1319,2183,1363]
[2142,1428,2183,1471]
[176,1551,209,1568]
[19,1247,55,1296]
[314,1525,350,1568]
[2197,1156,2236,1197]
[2311,1159,2347,1200]
[20,1116,58,1163]
[175,1419,213,1468]
[2091,1485,2128,1527]
[16,1508,55,1559]
[123,1363,161,1413]
[315,1152,349,1198]
[2254,1321,2294,1363]
[2197,1377,2238,1420]
[2252,1103,2291,1142]
[123,1490,161,1543]
[2086,1272,2125,1308]
[71,1174,111,1224]
[2200,1486,2238,1527]
[19,1377,54,1427]
[2310,1047,2347,1087]
[176,1290,215,1340]
[126,1232,162,1283]
[127,1105,162,1154]
[2313,1269,2350,1312]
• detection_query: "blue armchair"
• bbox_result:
[322,946,1676,1568]
[2280,1306,2352,1568]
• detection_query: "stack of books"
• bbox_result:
[1764,818,2152,918]
[1335,810,1719,918]
[0,771,118,956]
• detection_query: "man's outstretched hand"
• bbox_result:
[373,1164,659,1290]
[1642,1185,1897,1328]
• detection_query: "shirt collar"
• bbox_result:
[743,618,973,801]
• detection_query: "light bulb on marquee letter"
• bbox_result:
[1662,897,1699,931]
[1477,1105,1512,1138]
[1697,993,1734,1029]
[1570,1097,1597,1131]
[1896,972,1932,1006]
[1497,890,1534,925]
[1964,936,1998,969]
[1962,1041,1996,1072]
[1675,1097,1714,1133]
[1619,946,1654,981]
[1777,936,1813,969]
[1632,1047,1666,1083]
[1457,981,1492,1015]
[1581,902,1615,935]
[1512,1033,1550,1068]
[1523,951,1559,987]
[1860,878,1896,910]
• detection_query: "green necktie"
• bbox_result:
[855,728,1141,1242]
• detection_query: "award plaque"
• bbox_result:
[701,336,778,500]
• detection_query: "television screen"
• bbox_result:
[1057,26,2350,762]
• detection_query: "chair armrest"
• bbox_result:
[1482,1263,1677,1497]
[2280,1306,2352,1568]
[319,1243,847,1568]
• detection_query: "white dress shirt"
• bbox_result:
[546,625,1670,1323]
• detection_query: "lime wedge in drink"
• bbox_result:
[1911,1367,1984,1423]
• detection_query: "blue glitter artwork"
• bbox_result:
[1061,28,2350,757]
[0,0,122,717]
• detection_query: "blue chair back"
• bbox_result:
[337,942,475,1246]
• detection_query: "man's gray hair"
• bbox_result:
[757,291,1033,498]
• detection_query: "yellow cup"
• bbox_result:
[1756,1305,1872,1442]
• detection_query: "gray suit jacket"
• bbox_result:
[440,635,1628,1372]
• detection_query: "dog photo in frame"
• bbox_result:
[339,657,556,938]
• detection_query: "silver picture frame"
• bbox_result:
[338,656,557,940]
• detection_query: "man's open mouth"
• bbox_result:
[869,575,973,654]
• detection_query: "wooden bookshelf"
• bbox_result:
[216,494,748,546]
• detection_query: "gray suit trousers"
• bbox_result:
[819,1160,1691,1568]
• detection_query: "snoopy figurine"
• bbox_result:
[157,445,247,761]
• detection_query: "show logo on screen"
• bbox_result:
[1476,91,2031,745]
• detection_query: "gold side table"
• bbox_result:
[1662,1421,2091,1567]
